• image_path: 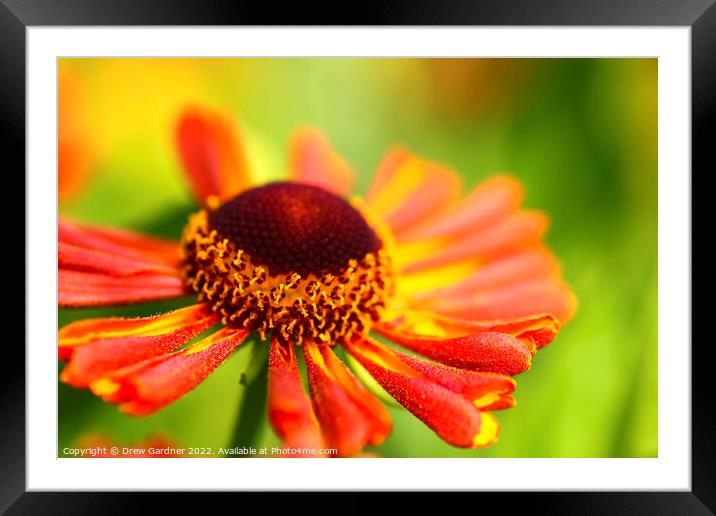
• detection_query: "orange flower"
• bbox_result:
[58,105,576,456]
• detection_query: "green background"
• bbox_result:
[59,58,657,458]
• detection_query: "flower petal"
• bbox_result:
[59,302,214,353]
[91,327,250,415]
[480,395,516,411]
[303,341,391,457]
[59,242,177,276]
[59,218,180,267]
[59,304,218,386]
[267,337,326,456]
[393,311,561,350]
[410,246,560,299]
[401,211,548,274]
[365,149,462,235]
[345,337,500,448]
[365,148,410,200]
[59,270,188,307]
[390,350,516,407]
[375,324,532,376]
[397,175,523,242]
[176,106,251,205]
[423,278,577,324]
[289,127,355,195]
[58,219,186,307]
[354,337,515,406]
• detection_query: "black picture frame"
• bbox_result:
[7,0,710,513]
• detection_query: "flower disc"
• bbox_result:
[208,182,381,276]
[180,182,394,344]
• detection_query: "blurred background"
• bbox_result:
[58,58,657,458]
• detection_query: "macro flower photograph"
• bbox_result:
[57,58,657,458]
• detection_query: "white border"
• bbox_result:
[27,27,690,490]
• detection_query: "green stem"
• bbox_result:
[227,339,269,455]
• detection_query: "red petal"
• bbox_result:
[175,106,251,205]
[375,324,532,376]
[480,395,516,411]
[345,337,499,448]
[59,218,179,267]
[398,175,523,242]
[59,269,188,307]
[59,303,213,348]
[289,127,355,195]
[354,337,515,405]
[402,211,548,274]
[59,242,177,276]
[303,341,391,457]
[267,337,326,456]
[59,304,218,386]
[365,149,461,235]
[391,349,516,405]
[92,327,250,415]
[58,218,186,307]
[405,311,561,350]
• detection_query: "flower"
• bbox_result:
[58,105,576,456]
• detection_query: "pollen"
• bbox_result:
[180,182,395,345]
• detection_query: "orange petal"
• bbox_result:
[358,337,515,406]
[59,242,177,276]
[365,147,410,199]
[91,327,250,415]
[365,149,462,235]
[411,246,560,299]
[375,324,532,376]
[345,337,500,448]
[268,337,326,456]
[424,278,577,324]
[59,304,218,386]
[480,395,516,411]
[59,218,180,267]
[303,341,391,457]
[175,106,251,205]
[289,127,355,195]
[400,311,561,350]
[402,211,548,274]
[58,218,186,307]
[397,175,524,242]
[59,270,188,307]
[59,302,214,352]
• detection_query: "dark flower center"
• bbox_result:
[208,182,381,276]
[180,181,394,344]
